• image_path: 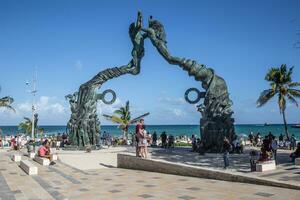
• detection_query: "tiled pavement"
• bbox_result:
[150,147,300,186]
[0,152,300,200]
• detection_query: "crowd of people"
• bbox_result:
[0,132,70,151]
[2,126,300,171]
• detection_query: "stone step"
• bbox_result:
[34,156,50,166]
[11,154,22,162]
[20,160,38,175]
[256,160,276,172]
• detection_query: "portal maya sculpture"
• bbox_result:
[66,12,235,152]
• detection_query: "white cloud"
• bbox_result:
[74,60,83,70]
[18,96,66,115]
[173,108,186,117]
[97,97,123,116]
[158,96,186,105]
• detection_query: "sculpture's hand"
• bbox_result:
[137,11,143,29]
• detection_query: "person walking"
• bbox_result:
[271,137,278,164]
[135,119,144,157]
[222,136,232,169]
[290,134,297,150]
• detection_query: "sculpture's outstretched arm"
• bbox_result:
[142,24,214,87]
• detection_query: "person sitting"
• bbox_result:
[290,142,300,162]
[257,136,273,162]
[38,140,56,165]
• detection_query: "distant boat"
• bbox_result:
[264,123,270,126]
[291,124,300,128]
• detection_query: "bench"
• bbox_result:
[11,154,22,162]
[256,160,276,172]
[295,158,300,166]
[51,154,58,161]
[20,160,38,175]
[28,152,36,159]
[34,156,50,166]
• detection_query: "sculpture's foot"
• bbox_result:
[129,67,140,75]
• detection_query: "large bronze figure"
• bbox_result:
[66,12,146,147]
[66,12,235,152]
[142,16,235,152]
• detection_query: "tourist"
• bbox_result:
[290,134,297,150]
[152,131,157,146]
[268,131,275,140]
[271,137,278,163]
[278,133,284,147]
[231,135,239,153]
[254,132,261,146]
[290,142,300,162]
[197,139,205,155]
[191,135,197,152]
[168,134,175,148]
[222,136,232,169]
[258,136,272,162]
[38,140,56,165]
[10,136,17,150]
[141,129,150,158]
[135,119,144,157]
[161,131,167,148]
[62,133,68,147]
[56,133,62,150]
[248,132,254,146]
[249,150,259,171]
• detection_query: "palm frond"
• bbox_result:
[288,82,300,88]
[256,89,276,107]
[110,115,125,124]
[288,89,300,98]
[130,112,150,124]
[287,94,299,107]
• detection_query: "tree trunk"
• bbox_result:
[282,109,289,139]
[123,130,127,141]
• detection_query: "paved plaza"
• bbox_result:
[0,148,300,199]
[149,146,300,187]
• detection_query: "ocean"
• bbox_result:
[1,124,300,138]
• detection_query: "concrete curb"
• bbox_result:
[117,153,300,190]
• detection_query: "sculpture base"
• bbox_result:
[200,117,235,152]
[62,145,102,151]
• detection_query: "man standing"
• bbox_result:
[135,119,144,157]
[222,136,232,169]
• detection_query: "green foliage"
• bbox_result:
[0,87,15,112]
[18,117,32,134]
[18,117,43,137]
[175,142,192,147]
[257,64,300,138]
[103,101,131,139]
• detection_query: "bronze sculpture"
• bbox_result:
[66,12,235,152]
[142,16,235,152]
[66,12,146,147]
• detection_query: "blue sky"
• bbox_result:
[0,0,300,125]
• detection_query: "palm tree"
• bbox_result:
[103,101,149,140]
[18,117,44,137]
[18,117,33,135]
[257,64,300,139]
[0,86,15,112]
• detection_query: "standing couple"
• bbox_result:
[135,119,149,158]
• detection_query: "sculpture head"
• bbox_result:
[148,15,167,44]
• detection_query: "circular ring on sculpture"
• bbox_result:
[184,88,201,104]
[101,89,116,105]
